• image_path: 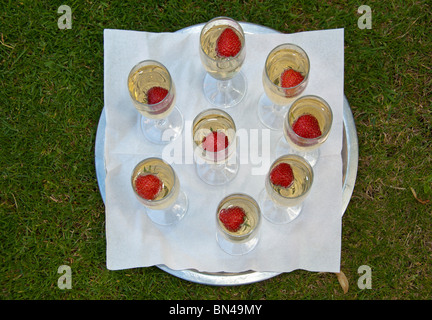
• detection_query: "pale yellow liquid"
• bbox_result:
[266,155,313,207]
[217,194,260,242]
[128,65,176,119]
[266,48,308,87]
[263,48,309,105]
[192,110,236,162]
[200,25,245,80]
[193,113,235,147]
[284,96,332,150]
[132,158,179,210]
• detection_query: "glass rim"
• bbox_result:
[285,94,333,142]
[131,157,178,204]
[127,59,174,107]
[266,154,314,200]
[192,108,237,153]
[264,42,310,90]
[216,193,261,239]
[199,16,245,62]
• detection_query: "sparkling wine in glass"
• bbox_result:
[259,154,313,224]
[258,43,310,130]
[192,108,238,185]
[216,193,261,255]
[199,16,246,108]
[276,95,333,167]
[128,60,184,144]
[131,157,188,225]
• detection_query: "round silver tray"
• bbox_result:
[95,22,358,286]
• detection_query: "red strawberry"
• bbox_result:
[216,27,242,58]
[270,162,294,188]
[202,130,229,152]
[280,68,304,88]
[292,114,322,139]
[219,206,246,232]
[147,86,168,105]
[135,174,163,200]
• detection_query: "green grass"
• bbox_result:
[1,0,431,300]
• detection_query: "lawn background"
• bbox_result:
[1,0,431,300]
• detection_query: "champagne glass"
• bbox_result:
[258,43,310,130]
[259,154,313,224]
[276,95,333,167]
[199,16,246,108]
[131,157,188,225]
[128,60,184,144]
[192,108,238,185]
[216,193,261,255]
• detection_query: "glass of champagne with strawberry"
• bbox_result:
[276,95,333,167]
[216,193,261,255]
[131,157,188,225]
[259,155,313,224]
[192,108,238,185]
[128,60,184,144]
[258,43,310,130]
[199,16,246,108]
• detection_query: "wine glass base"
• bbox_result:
[275,136,320,167]
[194,159,239,186]
[203,72,247,108]
[259,189,303,224]
[257,94,289,130]
[146,190,188,226]
[216,231,259,256]
[141,106,184,145]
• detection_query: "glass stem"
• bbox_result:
[155,118,168,128]
[273,103,289,115]
[218,79,232,92]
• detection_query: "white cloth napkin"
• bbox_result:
[103,27,344,273]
